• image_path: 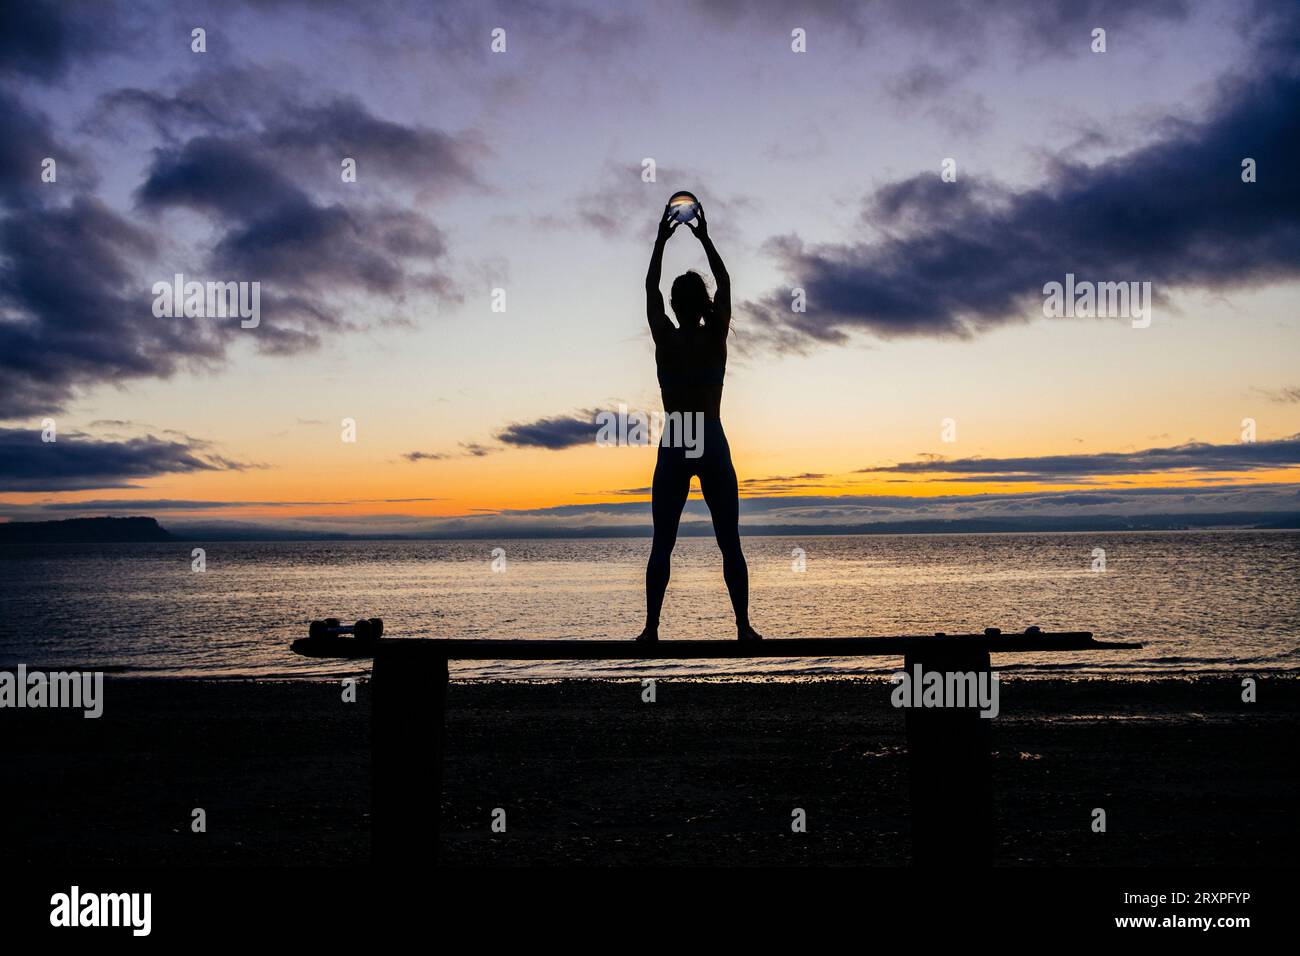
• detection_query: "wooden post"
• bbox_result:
[370,650,447,870]
[903,642,994,866]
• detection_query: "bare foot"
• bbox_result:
[635,627,659,643]
[737,623,763,642]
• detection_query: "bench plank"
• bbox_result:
[292,631,1140,661]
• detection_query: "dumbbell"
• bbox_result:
[308,617,384,640]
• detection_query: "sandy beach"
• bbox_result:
[2,675,1296,867]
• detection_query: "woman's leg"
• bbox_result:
[697,427,760,639]
[639,446,691,641]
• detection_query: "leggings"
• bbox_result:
[644,417,749,629]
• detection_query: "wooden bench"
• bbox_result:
[291,625,1141,866]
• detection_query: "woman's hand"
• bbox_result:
[656,203,679,243]
[686,203,709,242]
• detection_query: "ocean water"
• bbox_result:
[0,531,1296,680]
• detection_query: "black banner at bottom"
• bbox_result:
[1,865,1284,942]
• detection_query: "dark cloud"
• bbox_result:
[495,413,598,450]
[403,443,512,461]
[404,451,451,462]
[0,0,127,80]
[884,63,960,102]
[908,0,1190,58]
[262,96,485,193]
[94,86,245,143]
[691,0,1189,54]
[531,161,647,238]
[0,95,114,414]
[0,195,229,418]
[745,11,1300,349]
[0,427,254,492]
[740,472,833,493]
[135,135,292,218]
[0,91,89,206]
[1253,386,1300,404]
[134,131,457,340]
[218,202,448,294]
[0,57,481,418]
[108,68,487,193]
[862,435,1300,480]
[880,57,993,138]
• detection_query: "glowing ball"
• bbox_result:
[668,190,700,223]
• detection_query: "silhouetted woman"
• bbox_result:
[637,202,762,642]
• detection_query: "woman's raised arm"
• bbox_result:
[688,205,730,331]
[646,204,677,341]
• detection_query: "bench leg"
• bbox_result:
[903,646,994,866]
[371,652,447,870]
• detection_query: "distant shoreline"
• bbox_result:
[1,514,1297,543]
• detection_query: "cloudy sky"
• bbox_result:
[1,0,1298,535]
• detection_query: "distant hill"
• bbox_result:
[0,516,173,543]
